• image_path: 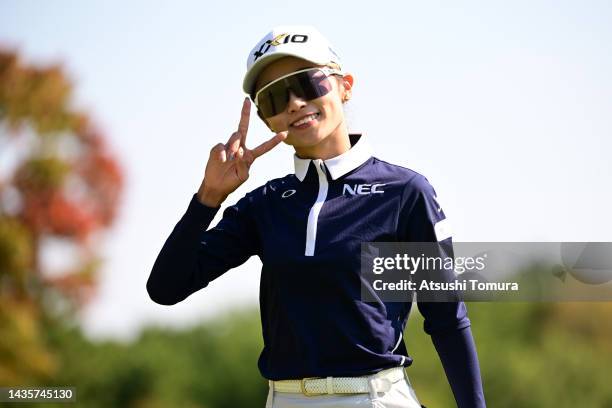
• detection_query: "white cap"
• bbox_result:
[242,25,343,96]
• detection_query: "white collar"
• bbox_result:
[293,133,372,182]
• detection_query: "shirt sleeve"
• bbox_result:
[398,174,486,408]
[146,192,260,306]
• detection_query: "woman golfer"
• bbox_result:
[148,25,486,408]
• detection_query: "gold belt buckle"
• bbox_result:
[300,377,326,396]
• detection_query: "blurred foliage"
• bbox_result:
[0,308,266,408]
[0,302,611,407]
[407,302,612,408]
[0,48,123,385]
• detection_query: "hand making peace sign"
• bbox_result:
[197,98,288,207]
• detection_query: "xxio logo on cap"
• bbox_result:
[253,33,309,61]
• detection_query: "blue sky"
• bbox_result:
[1,0,611,341]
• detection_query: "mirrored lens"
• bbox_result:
[256,69,334,118]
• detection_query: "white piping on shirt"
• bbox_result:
[391,331,403,353]
[305,160,328,256]
[393,332,406,366]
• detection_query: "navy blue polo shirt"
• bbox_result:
[148,133,485,407]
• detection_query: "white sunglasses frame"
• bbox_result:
[253,67,343,108]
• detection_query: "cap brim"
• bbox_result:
[242,51,329,96]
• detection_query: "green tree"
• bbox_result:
[0,47,123,385]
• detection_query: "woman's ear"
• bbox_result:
[340,73,354,103]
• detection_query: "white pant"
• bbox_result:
[265,368,422,408]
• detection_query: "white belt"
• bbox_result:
[270,367,406,396]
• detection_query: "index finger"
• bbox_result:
[251,131,288,159]
[237,97,251,145]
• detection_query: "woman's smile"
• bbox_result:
[290,112,321,130]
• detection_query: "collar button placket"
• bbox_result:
[304,159,329,256]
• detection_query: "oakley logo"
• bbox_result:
[281,189,296,198]
[342,183,386,196]
[253,33,309,61]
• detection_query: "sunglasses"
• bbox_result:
[253,67,343,119]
